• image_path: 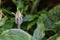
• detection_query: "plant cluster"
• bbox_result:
[0,0,60,40]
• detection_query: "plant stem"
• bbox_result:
[18,24,21,29]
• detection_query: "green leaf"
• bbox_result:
[0,28,4,34]
[0,39,1,40]
[53,21,60,31]
[0,16,7,27]
[12,0,24,10]
[3,18,15,29]
[16,0,24,8]
[56,36,60,40]
[55,21,60,25]
[38,14,54,29]
[0,37,1,40]
[32,18,45,40]
[23,15,36,22]
[48,5,60,22]
[27,21,36,30]
[1,29,32,40]
[47,34,60,40]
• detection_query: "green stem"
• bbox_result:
[18,24,21,29]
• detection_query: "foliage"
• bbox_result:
[0,0,60,40]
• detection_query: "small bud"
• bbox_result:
[15,8,23,25]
